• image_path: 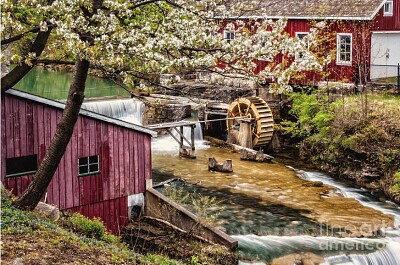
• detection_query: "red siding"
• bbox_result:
[1,93,152,234]
[374,1,400,30]
[69,196,128,234]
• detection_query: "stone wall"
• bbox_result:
[144,101,192,125]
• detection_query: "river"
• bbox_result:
[13,67,127,100]
[151,133,400,264]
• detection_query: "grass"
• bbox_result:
[372,76,398,84]
[0,190,184,265]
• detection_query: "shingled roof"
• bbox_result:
[227,0,387,20]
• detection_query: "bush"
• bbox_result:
[68,213,119,243]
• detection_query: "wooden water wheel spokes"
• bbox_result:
[227,97,274,147]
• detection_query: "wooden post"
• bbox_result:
[179,126,183,150]
[237,121,253,149]
[191,124,195,152]
[208,157,233,172]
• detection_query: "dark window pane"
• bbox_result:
[6,155,38,176]
[89,164,99,172]
[78,157,88,166]
[79,165,88,175]
[89,156,98,164]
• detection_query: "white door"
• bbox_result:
[370,32,400,79]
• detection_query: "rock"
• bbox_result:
[34,202,60,221]
[302,181,324,187]
[271,252,324,265]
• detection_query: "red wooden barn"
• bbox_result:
[222,0,400,85]
[1,89,156,234]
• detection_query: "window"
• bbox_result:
[384,0,393,16]
[295,32,309,61]
[336,34,352,66]
[6,154,38,177]
[78,155,100,176]
[224,30,235,43]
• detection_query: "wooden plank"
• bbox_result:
[113,127,120,198]
[13,97,21,157]
[101,123,110,201]
[118,127,124,197]
[144,135,151,180]
[108,125,115,199]
[119,196,128,234]
[85,176,92,205]
[122,129,129,196]
[19,99,27,156]
[103,200,110,232]
[21,176,29,194]
[1,96,7,178]
[78,175,85,206]
[128,131,134,194]
[16,176,22,196]
[50,109,59,207]
[26,101,34,154]
[32,102,39,157]
[64,135,74,209]
[71,120,79,207]
[6,97,15,159]
[138,134,145,193]
[7,178,17,196]
[37,104,46,163]
[88,200,93,219]
[96,121,103,201]
[133,132,139,194]
[77,116,83,158]
[93,201,99,219]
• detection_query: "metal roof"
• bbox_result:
[6,89,157,137]
[224,0,386,20]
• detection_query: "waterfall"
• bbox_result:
[82,98,144,125]
[233,235,388,263]
[152,119,209,153]
[323,242,400,265]
[171,121,204,142]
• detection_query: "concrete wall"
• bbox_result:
[144,188,238,250]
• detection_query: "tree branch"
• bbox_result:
[1,27,54,92]
[1,27,41,45]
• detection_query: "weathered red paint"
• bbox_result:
[220,2,399,85]
[374,0,400,30]
[1,93,153,234]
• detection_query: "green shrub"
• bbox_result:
[280,92,333,138]
[69,213,106,239]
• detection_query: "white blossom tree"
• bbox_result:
[1,0,324,209]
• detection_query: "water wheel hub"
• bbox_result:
[226,97,274,147]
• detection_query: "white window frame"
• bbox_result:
[224,30,235,43]
[384,0,393,16]
[295,32,310,61]
[336,33,352,66]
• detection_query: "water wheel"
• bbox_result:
[226,97,274,147]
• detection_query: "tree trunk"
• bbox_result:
[13,58,90,210]
[1,28,53,92]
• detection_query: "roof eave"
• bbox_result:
[5,89,157,138]
[216,15,375,21]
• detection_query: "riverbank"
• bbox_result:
[280,92,400,205]
[0,190,236,265]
